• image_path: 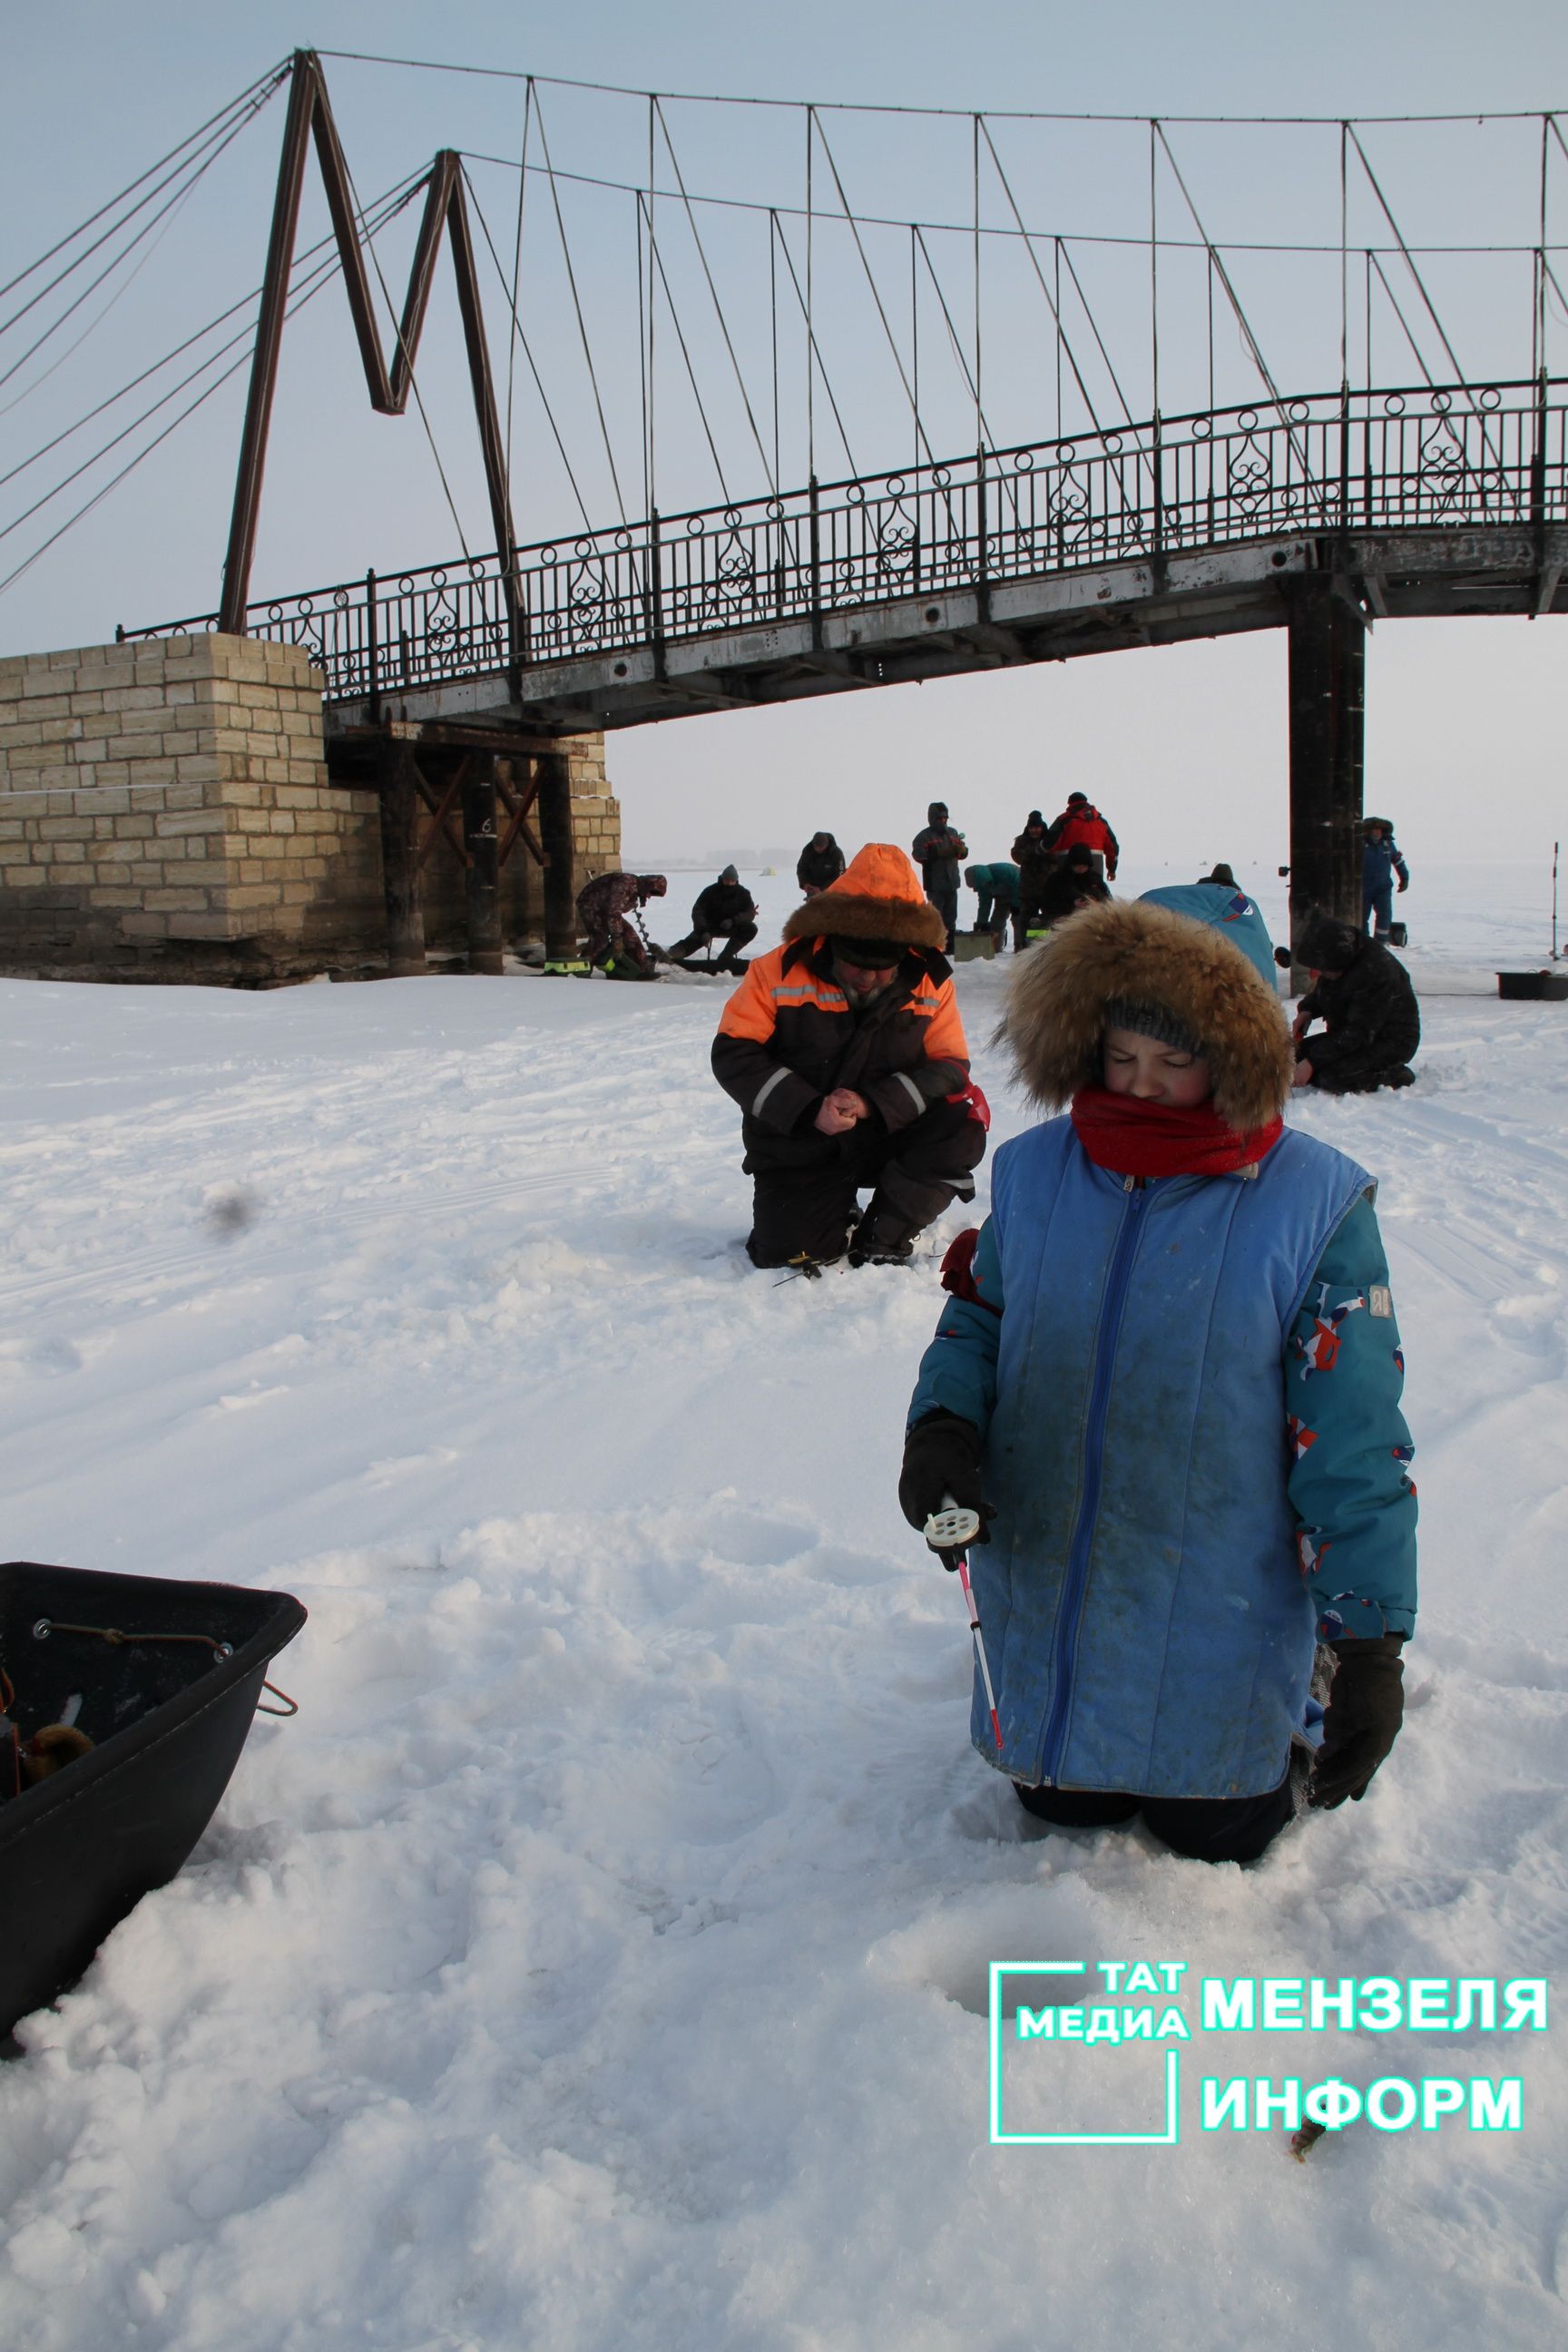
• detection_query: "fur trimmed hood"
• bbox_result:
[999,897,1294,1133]
[780,842,946,952]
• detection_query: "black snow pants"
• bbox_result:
[743,1093,984,1267]
[1013,1773,1295,1865]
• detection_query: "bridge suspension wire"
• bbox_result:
[0,84,283,400]
[808,110,942,469]
[646,214,735,504]
[769,211,858,479]
[464,172,596,535]
[458,146,1562,260]
[0,173,425,605]
[0,64,288,318]
[911,229,997,455]
[1346,126,1478,409]
[653,101,777,495]
[976,119,1107,441]
[313,50,1568,131]
[502,77,534,500]
[530,87,629,526]
[0,173,427,558]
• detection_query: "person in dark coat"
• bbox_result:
[1044,791,1119,879]
[664,867,759,970]
[797,832,847,896]
[911,802,968,950]
[712,844,987,1269]
[576,871,668,976]
[965,861,1023,948]
[1362,820,1410,940]
[1292,911,1419,1094]
[1034,842,1112,929]
[1010,810,1054,938]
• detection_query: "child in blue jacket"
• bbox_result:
[899,897,1416,1865]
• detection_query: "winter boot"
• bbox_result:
[847,1196,916,1268]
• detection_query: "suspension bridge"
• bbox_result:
[3,49,1566,977]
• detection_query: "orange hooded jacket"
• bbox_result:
[712,845,971,1139]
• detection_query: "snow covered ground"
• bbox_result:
[2,858,1565,2350]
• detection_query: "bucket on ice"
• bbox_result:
[0,1559,306,2039]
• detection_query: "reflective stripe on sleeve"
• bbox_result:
[752,1065,792,1118]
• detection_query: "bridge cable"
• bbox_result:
[645,220,733,504]
[0,177,427,555]
[637,191,652,523]
[1367,251,1440,390]
[530,87,629,526]
[503,78,534,502]
[769,212,858,478]
[0,191,418,605]
[910,230,999,461]
[1346,126,1483,416]
[977,121,1108,437]
[0,65,287,319]
[1152,120,1314,488]
[0,93,279,398]
[653,101,778,494]
[311,52,1568,132]
[463,170,596,534]
[0,170,428,497]
[808,111,943,467]
[1054,242,1139,430]
[457,146,1560,259]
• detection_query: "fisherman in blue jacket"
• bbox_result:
[1362,818,1410,939]
[899,896,1416,1865]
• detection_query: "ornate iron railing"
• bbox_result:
[122,379,1566,703]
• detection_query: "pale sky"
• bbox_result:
[4,0,1565,869]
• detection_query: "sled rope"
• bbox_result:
[30,1618,298,1717]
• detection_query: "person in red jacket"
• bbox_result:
[1044,792,1119,879]
[712,844,987,1270]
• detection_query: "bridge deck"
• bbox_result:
[122,380,1566,740]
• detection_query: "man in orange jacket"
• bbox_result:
[712,845,987,1269]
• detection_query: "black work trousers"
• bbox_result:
[743,1093,984,1267]
[665,919,758,965]
[1013,1772,1295,1866]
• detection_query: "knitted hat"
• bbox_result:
[720,864,739,884]
[832,935,907,970]
[928,801,949,820]
[1024,809,1045,828]
[1066,791,1089,808]
[1064,843,1094,867]
[998,897,1293,1132]
[781,842,946,954]
[1102,997,1203,1057]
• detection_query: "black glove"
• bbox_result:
[1310,1636,1405,1808]
[898,1412,986,1536]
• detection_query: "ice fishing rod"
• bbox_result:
[924,1493,1004,1750]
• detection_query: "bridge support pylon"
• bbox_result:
[1286,571,1365,984]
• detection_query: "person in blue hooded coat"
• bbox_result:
[899,897,1416,1865]
[1138,866,1279,988]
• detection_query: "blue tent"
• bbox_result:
[1138,882,1279,990]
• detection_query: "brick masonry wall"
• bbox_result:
[0,634,618,982]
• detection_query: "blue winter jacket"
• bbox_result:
[1363,837,1410,895]
[907,1119,1416,1800]
[1139,883,1279,989]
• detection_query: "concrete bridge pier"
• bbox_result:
[1286,573,1365,976]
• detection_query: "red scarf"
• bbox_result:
[1070,1085,1282,1178]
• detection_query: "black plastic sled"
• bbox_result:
[0,1560,306,2040]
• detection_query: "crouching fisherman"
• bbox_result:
[899,897,1416,1864]
[712,844,988,1270]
